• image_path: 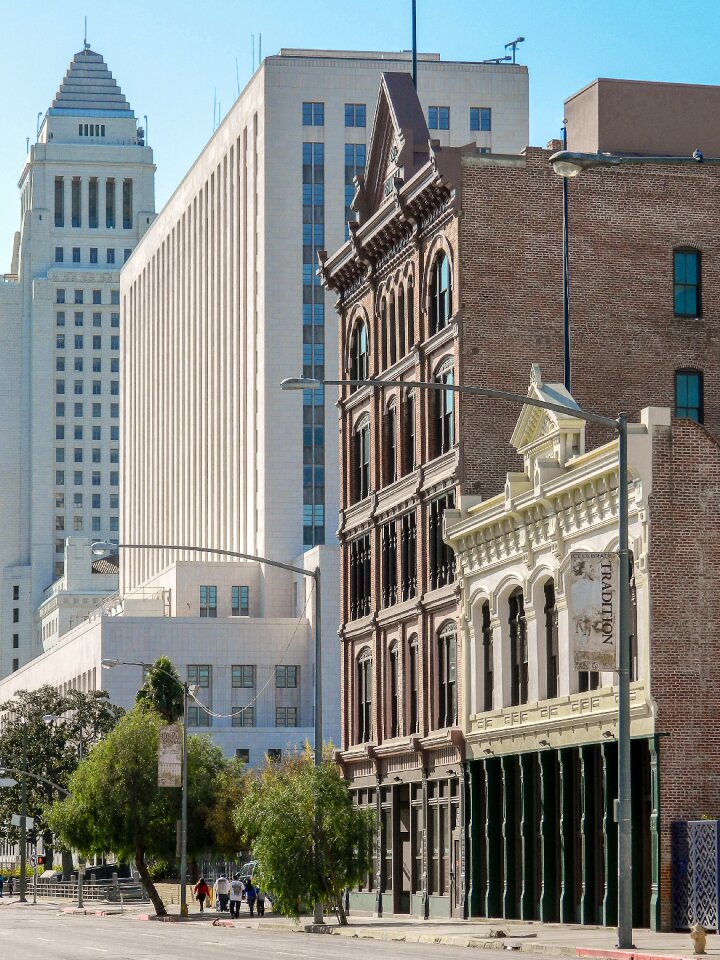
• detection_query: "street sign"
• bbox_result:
[568,551,619,671]
[30,854,36,867]
[158,724,182,788]
[11,814,35,829]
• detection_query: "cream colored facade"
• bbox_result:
[445,368,664,758]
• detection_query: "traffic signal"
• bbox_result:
[36,855,46,867]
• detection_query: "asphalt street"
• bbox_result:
[0,907,504,960]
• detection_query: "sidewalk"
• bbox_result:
[298,913,717,959]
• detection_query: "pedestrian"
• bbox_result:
[0,873,4,898]
[229,874,243,918]
[256,885,266,917]
[213,873,231,913]
[7,877,14,897]
[193,877,210,913]
[245,879,257,917]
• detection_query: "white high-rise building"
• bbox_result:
[0,47,155,677]
[121,49,529,608]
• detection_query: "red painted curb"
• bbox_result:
[577,948,688,960]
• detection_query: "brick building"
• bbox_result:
[322,72,720,922]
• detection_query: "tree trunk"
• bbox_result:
[334,896,348,925]
[61,850,73,880]
[134,849,167,916]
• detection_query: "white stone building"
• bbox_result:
[0,47,155,677]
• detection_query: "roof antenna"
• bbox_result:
[411,0,417,89]
[83,16,90,51]
[251,34,255,73]
[259,34,262,66]
[236,58,240,97]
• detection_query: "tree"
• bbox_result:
[0,686,123,861]
[234,751,375,923]
[135,656,183,723]
[204,757,249,859]
[47,704,228,916]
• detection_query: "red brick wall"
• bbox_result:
[648,418,720,929]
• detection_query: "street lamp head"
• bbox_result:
[91,540,118,558]
[100,658,120,670]
[549,151,586,178]
[280,376,322,391]
[42,714,59,726]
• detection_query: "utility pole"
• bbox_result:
[19,725,28,902]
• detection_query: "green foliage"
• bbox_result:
[234,750,375,921]
[0,686,123,848]
[204,757,249,857]
[135,656,184,723]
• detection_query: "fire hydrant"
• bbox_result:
[691,923,707,955]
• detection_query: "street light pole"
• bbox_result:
[19,725,28,902]
[282,374,633,945]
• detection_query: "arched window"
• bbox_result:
[437,623,457,728]
[357,650,373,743]
[398,285,406,357]
[430,252,452,335]
[509,589,528,706]
[389,642,400,738]
[389,293,397,366]
[481,601,493,712]
[380,298,388,370]
[408,636,419,734]
[354,417,370,502]
[384,402,397,485]
[350,321,369,384]
[407,281,415,348]
[435,364,455,456]
[544,580,559,699]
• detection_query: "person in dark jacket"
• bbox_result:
[244,878,257,917]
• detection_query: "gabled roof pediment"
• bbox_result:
[354,72,430,223]
[510,364,585,455]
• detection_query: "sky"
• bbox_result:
[1,0,720,264]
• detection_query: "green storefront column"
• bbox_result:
[502,754,519,919]
[602,740,618,928]
[558,747,575,924]
[649,736,661,931]
[467,761,483,917]
[520,752,536,919]
[539,749,558,921]
[580,745,597,925]
[485,757,502,918]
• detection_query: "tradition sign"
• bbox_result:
[568,551,619,671]
[158,724,182,788]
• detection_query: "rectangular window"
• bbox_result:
[110,493,118,508]
[110,471,119,486]
[56,448,65,463]
[110,403,119,418]
[106,177,115,228]
[236,748,250,763]
[54,177,64,227]
[275,665,298,688]
[92,471,101,486]
[675,370,703,422]
[124,248,132,262]
[75,312,83,326]
[187,664,210,687]
[93,314,101,328]
[56,334,65,350]
[75,403,84,417]
[92,289,101,304]
[110,427,119,442]
[302,101,324,126]
[111,336,120,350]
[73,471,82,485]
[74,493,82,507]
[56,402,65,417]
[199,585,217,617]
[106,248,115,264]
[344,103,366,127]
[674,249,701,316]
[93,336,101,350]
[56,470,64,485]
[111,290,120,305]
[74,447,83,462]
[74,379,83,395]
[56,289,65,304]
[57,311,66,326]
[73,515,83,531]
[90,247,98,264]
[400,511,417,601]
[55,247,64,263]
[72,247,80,263]
[231,585,250,617]
[56,357,65,372]
[71,177,81,227]
[470,107,492,131]
[122,178,133,229]
[55,425,65,440]
[428,106,450,130]
[187,705,211,727]
[92,403,101,417]
[232,706,255,728]
[381,520,397,608]
[12,634,18,649]
[110,516,118,532]
[74,289,83,304]
[56,380,65,395]
[12,659,18,673]
[276,707,298,727]
[74,357,83,372]
[74,425,83,440]
[89,177,98,228]
[92,516,101,532]
[55,515,65,530]
[350,534,371,620]
[429,493,456,590]
[92,493,101,508]
[232,665,255,688]
[357,656,372,742]
[92,448,101,462]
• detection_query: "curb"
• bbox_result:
[135,914,184,922]
[577,951,689,960]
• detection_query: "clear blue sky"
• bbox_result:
[1,0,719,264]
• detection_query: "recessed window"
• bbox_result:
[674,249,701,316]
[428,106,450,130]
[235,748,250,764]
[354,417,371,501]
[72,247,80,263]
[349,322,369,385]
[470,107,491,132]
[430,252,452,334]
[267,749,282,762]
[675,370,703,423]
[437,623,457,727]
[345,103,366,127]
[187,664,210,687]
[232,665,255,688]
[74,290,83,305]
[275,665,298,688]
[56,311,66,326]
[106,248,115,264]
[276,707,298,727]
[435,365,455,456]
[231,585,250,617]
[302,102,324,126]
[90,248,98,264]
[56,289,65,304]
[199,585,217,618]
[55,247,64,263]
[232,706,255,728]
[12,634,18,649]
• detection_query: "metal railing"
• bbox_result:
[30,878,148,902]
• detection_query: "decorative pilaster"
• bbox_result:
[602,740,618,927]
[421,767,429,919]
[466,760,482,917]
[374,773,383,917]
[559,747,575,923]
[485,757,502,918]
[502,754,518,918]
[520,752,536,919]
[539,749,558,921]
[649,736,661,931]
[580,744,596,924]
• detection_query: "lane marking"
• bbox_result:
[83,948,108,953]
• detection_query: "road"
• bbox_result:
[0,906,501,960]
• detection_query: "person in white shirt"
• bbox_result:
[229,874,244,918]
[213,874,231,912]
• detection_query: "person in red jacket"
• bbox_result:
[193,877,210,912]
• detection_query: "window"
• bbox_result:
[57,311,66,326]
[404,392,416,473]
[56,380,65,395]
[509,589,528,706]
[110,427,119,441]
[430,252,452,333]
[110,494,119,509]
[55,425,65,440]
[124,248,132,262]
[384,403,397,485]
[349,322,369,383]
[275,665,298,688]
[75,403,84,417]
[93,314,101,328]
[106,178,115,228]
[111,358,119,372]
[73,493,83,508]
[579,669,600,693]
[89,177,98,228]
[55,177,64,227]
[92,381,101,395]
[675,370,703,422]
[232,665,255,688]
[276,707,298,727]
[437,624,457,728]
[73,515,83,531]
[231,585,250,617]
[429,493,456,590]
[400,511,417,601]
[74,335,83,349]
[92,403,101,417]
[122,179,133,229]
[56,470,65,485]
[345,103,366,127]
[75,312,83,327]
[357,652,372,743]
[481,601,493,712]
[674,249,700,317]
[106,248,115,264]
[199,586,217,617]
[55,494,64,508]
[435,366,455,455]
[302,101,324,126]
[235,749,250,764]
[93,336,101,349]
[92,290,101,304]
[55,247,64,263]
[12,608,18,623]
[110,403,119,418]
[12,634,18,649]
[110,448,119,464]
[74,357,83,371]
[428,106,450,130]
[267,749,282,762]
[92,448,101,462]
[232,706,255,727]
[56,402,65,417]
[408,639,419,734]
[92,493,101,508]
[111,336,120,350]
[74,380,83,395]
[74,471,83,485]
[188,705,211,727]
[545,581,559,699]
[110,380,119,396]
[350,534,371,620]
[111,312,120,327]
[56,448,65,463]
[389,644,400,738]
[381,521,397,608]
[71,177,81,227]
[72,247,80,263]
[90,248,98,264]
[12,660,18,673]
[56,358,65,372]
[56,289,65,304]
[470,107,492,132]
[74,447,83,462]
[187,664,210,687]
[354,418,370,501]
[55,515,65,530]
[74,289,83,305]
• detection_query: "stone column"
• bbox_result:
[538,749,558,921]
[502,754,518,918]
